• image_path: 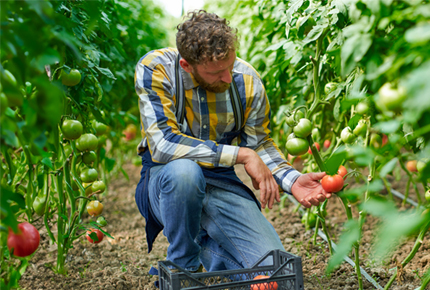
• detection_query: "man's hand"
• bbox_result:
[236,148,279,209]
[291,172,331,208]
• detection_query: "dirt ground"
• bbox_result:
[19,162,430,290]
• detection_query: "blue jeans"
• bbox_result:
[148,159,285,272]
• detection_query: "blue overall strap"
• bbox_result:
[229,76,244,131]
[175,54,244,131]
[175,54,186,127]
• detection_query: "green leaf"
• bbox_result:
[379,158,398,178]
[303,24,328,44]
[96,66,116,80]
[405,24,430,43]
[327,220,360,273]
[264,39,288,52]
[324,147,347,175]
[373,120,401,134]
[105,157,116,172]
[41,157,54,170]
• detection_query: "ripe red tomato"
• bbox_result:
[337,165,347,178]
[308,142,320,154]
[7,222,40,257]
[321,174,344,193]
[251,275,278,290]
[86,229,104,244]
[406,160,418,172]
[323,139,331,149]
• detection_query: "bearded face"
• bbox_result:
[192,68,231,93]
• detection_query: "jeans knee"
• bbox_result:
[159,159,205,196]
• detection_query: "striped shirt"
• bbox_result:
[134,48,301,193]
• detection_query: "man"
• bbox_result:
[134,10,330,273]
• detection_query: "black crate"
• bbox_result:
[158,249,304,290]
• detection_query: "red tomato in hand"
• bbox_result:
[337,165,347,178]
[7,222,40,257]
[321,174,344,193]
[251,275,278,290]
[308,142,321,154]
[323,139,331,149]
[86,229,104,244]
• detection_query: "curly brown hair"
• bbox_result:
[176,10,239,66]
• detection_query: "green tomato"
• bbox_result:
[324,82,337,95]
[92,120,108,136]
[33,194,46,216]
[341,127,356,144]
[286,110,304,127]
[353,119,367,137]
[287,133,295,142]
[91,181,106,194]
[301,211,316,229]
[377,82,406,111]
[425,189,430,202]
[76,133,98,152]
[293,118,312,138]
[286,137,309,156]
[61,69,82,86]
[96,216,108,227]
[370,133,383,148]
[417,160,427,173]
[356,101,369,115]
[82,151,97,165]
[62,119,83,140]
[80,168,98,183]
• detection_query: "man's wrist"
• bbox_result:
[236,147,254,165]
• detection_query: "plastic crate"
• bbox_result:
[158,249,304,290]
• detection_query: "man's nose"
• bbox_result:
[220,69,232,83]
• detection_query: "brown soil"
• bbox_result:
[19,162,430,290]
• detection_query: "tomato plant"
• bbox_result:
[7,222,40,257]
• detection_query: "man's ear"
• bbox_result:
[179,58,193,73]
